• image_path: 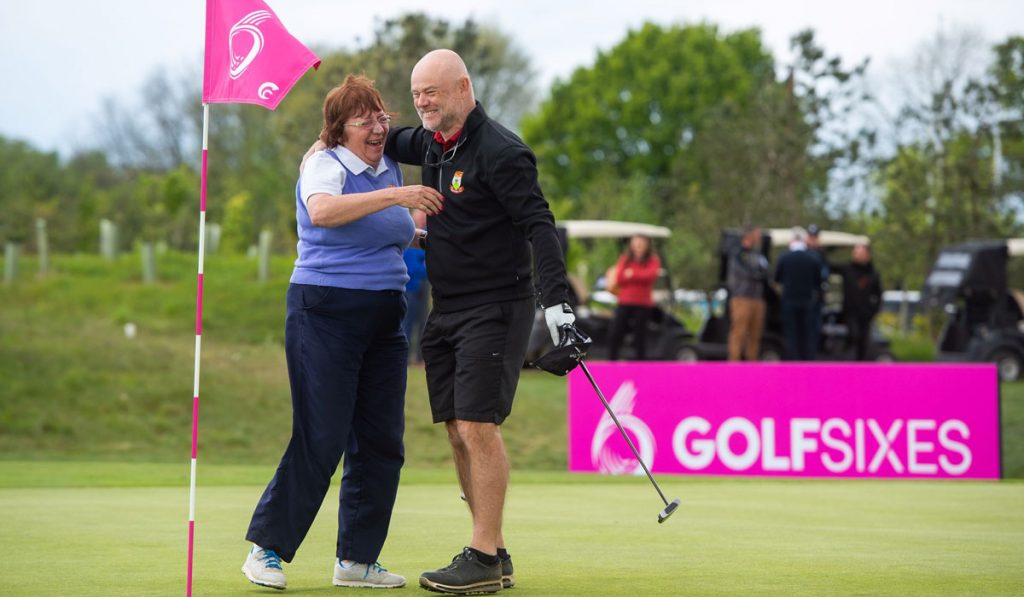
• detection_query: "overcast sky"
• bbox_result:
[2,0,1021,155]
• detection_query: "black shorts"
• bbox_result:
[421,297,534,424]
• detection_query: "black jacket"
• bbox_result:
[727,247,769,299]
[774,248,825,306]
[386,103,569,313]
[841,262,882,319]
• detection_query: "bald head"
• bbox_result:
[410,49,476,139]
[413,50,471,86]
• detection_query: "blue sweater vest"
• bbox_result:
[290,152,414,291]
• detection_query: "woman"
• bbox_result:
[607,234,661,360]
[242,75,444,590]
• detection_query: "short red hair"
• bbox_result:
[319,74,392,147]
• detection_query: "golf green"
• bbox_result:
[3,463,1022,596]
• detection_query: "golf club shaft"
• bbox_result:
[579,362,670,506]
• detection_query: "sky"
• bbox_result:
[2,0,1021,156]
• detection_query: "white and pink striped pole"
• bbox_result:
[186,102,210,597]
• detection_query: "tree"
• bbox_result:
[786,29,873,215]
[989,36,1024,205]
[93,66,198,171]
[0,138,61,244]
[521,24,870,287]
[872,30,1024,288]
[667,82,814,283]
[521,23,776,204]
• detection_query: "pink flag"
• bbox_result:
[203,0,320,110]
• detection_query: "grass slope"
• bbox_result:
[3,462,1022,596]
[0,253,568,470]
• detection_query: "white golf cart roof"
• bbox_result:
[1007,238,1024,257]
[767,228,869,248]
[561,220,671,239]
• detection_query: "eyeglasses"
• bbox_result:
[424,136,467,168]
[424,136,468,193]
[344,115,392,129]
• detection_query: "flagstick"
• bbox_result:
[186,102,210,597]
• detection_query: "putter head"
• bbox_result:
[657,498,681,524]
[531,325,592,376]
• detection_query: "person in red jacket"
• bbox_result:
[607,234,661,360]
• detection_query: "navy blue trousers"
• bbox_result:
[246,284,407,563]
[782,302,818,361]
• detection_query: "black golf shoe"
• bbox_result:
[419,547,502,594]
[500,553,514,589]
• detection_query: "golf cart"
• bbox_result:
[524,220,694,363]
[680,228,894,361]
[924,239,1024,381]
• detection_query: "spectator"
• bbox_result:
[774,227,825,360]
[805,224,830,354]
[841,243,883,360]
[607,234,661,360]
[726,225,769,361]
[402,247,429,363]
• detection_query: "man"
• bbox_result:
[386,49,574,594]
[726,225,769,361]
[774,227,824,360]
[841,243,883,360]
[805,224,830,355]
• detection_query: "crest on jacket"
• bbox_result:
[450,170,465,194]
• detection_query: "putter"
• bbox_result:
[532,325,681,523]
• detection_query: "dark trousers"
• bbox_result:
[808,301,823,358]
[608,305,652,360]
[246,284,407,563]
[401,284,428,363]
[782,302,818,361]
[847,315,873,361]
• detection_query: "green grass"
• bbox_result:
[889,333,938,362]
[2,462,1022,596]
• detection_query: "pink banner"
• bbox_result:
[203,0,320,110]
[568,363,1000,479]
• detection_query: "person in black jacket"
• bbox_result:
[385,49,574,594]
[774,228,825,360]
[841,243,883,360]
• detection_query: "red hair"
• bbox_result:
[319,74,393,147]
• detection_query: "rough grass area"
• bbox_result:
[2,462,1022,596]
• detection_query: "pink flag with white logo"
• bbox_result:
[203,0,320,110]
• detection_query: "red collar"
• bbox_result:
[433,129,463,152]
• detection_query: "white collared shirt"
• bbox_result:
[299,145,390,206]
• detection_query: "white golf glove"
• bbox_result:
[544,302,576,345]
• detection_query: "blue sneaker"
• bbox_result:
[242,545,287,590]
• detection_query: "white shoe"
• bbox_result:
[242,545,287,590]
[333,559,406,588]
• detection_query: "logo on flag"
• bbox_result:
[204,0,320,110]
[229,11,272,79]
